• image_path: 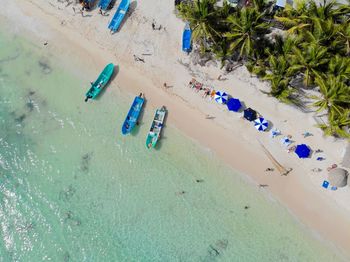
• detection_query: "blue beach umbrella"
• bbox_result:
[215,91,228,104]
[254,117,268,131]
[295,144,311,158]
[226,98,242,112]
[243,108,257,121]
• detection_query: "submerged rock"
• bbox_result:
[80,152,93,172]
[59,185,76,201]
[14,113,26,123]
[38,58,52,74]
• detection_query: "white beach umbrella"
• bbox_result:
[214,91,228,104]
[254,117,268,131]
[281,136,292,146]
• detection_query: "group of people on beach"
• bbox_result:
[188,78,216,99]
[186,77,338,176]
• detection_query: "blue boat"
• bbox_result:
[121,94,145,135]
[98,0,112,10]
[182,22,192,53]
[108,0,130,33]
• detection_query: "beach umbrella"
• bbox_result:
[226,98,241,112]
[328,168,348,188]
[295,144,310,158]
[254,117,268,131]
[243,108,257,121]
[270,128,281,138]
[215,91,228,104]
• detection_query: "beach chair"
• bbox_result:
[281,137,292,146]
[270,128,281,138]
[331,186,338,191]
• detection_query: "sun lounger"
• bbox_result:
[270,128,281,138]
[331,186,337,191]
[281,137,292,146]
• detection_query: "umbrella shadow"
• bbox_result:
[237,100,246,113]
[265,120,273,132]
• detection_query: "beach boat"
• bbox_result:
[182,22,192,53]
[108,0,130,33]
[98,0,113,10]
[82,0,96,10]
[146,106,167,149]
[121,95,145,135]
[85,63,114,102]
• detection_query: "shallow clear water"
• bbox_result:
[0,29,344,261]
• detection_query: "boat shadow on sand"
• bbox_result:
[130,95,147,137]
[95,64,119,100]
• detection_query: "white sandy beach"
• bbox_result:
[2,0,350,257]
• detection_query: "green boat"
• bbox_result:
[146,106,167,149]
[85,63,114,102]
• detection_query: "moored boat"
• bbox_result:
[98,0,113,10]
[182,22,192,53]
[108,0,130,33]
[121,94,145,135]
[85,63,114,102]
[146,106,167,149]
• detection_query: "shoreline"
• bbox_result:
[2,0,350,258]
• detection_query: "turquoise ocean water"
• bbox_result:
[0,30,345,261]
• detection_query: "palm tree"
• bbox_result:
[263,55,294,102]
[337,23,350,55]
[303,18,340,48]
[318,109,350,138]
[307,0,339,20]
[211,38,230,68]
[274,0,310,34]
[327,56,350,82]
[177,0,220,44]
[311,76,350,114]
[225,8,270,59]
[288,43,329,86]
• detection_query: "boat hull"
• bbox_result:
[182,22,192,53]
[146,106,167,149]
[98,0,112,10]
[121,96,145,135]
[85,63,114,101]
[108,0,130,32]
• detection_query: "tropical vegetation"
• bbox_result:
[177,0,350,139]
